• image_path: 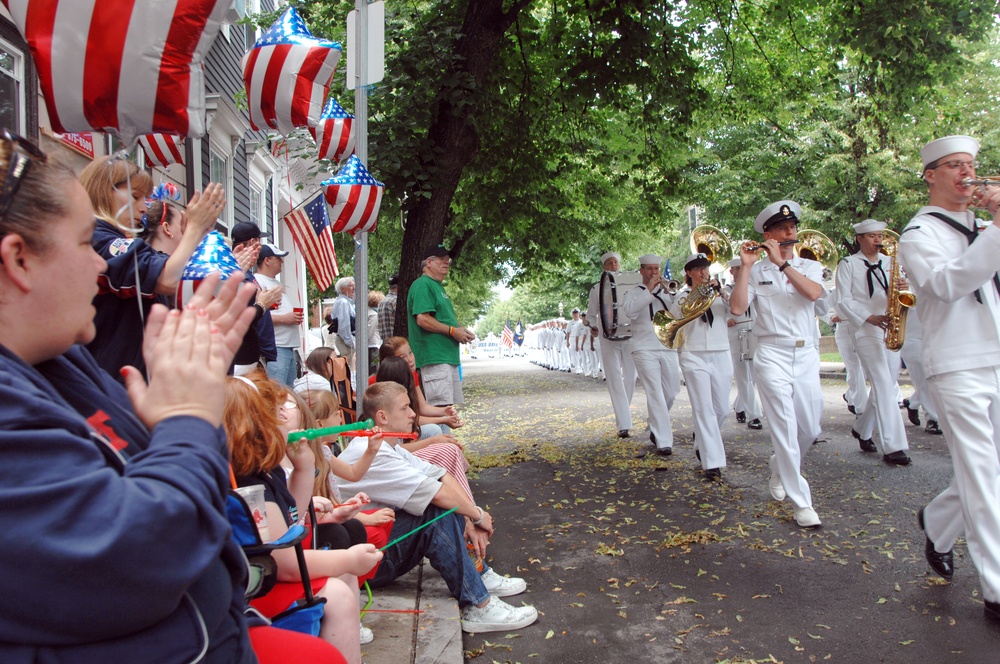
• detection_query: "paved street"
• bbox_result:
[456,355,1000,663]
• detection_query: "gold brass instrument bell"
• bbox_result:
[690,224,735,266]
[795,229,839,271]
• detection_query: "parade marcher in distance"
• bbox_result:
[724,257,763,430]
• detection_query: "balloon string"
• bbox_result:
[379,507,458,552]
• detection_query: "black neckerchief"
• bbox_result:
[861,255,888,297]
[928,212,1000,304]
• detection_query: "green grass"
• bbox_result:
[820,352,843,363]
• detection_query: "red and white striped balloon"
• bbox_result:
[138,133,184,168]
[310,97,355,163]
[322,154,383,235]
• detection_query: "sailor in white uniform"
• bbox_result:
[834,219,912,465]
[623,254,680,455]
[724,257,763,430]
[898,135,1000,625]
[586,252,636,437]
[730,200,826,528]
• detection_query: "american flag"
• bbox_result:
[310,97,355,163]
[3,0,230,143]
[176,231,242,309]
[323,154,384,235]
[501,318,514,348]
[139,133,184,168]
[242,7,342,135]
[284,191,339,292]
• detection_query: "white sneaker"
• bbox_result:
[768,455,786,501]
[359,624,374,645]
[481,568,527,597]
[461,596,538,633]
[794,506,822,528]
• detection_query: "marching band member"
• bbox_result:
[834,219,912,465]
[586,252,637,437]
[730,201,825,528]
[830,284,869,416]
[898,135,1000,625]
[568,308,585,374]
[898,306,942,434]
[623,254,680,455]
[724,257,763,430]
[671,254,735,479]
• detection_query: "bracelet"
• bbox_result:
[472,506,485,526]
[779,261,791,272]
[449,326,454,337]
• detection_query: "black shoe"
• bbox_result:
[695,449,701,462]
[735,411,746,424]
[704,468,722,480]
[617,429,631,439]
[883,450,912,465]
[748,419,762,430]
[918,507,954,579]
[925,420,942,435]
[848,404,856,415]
[852,429,877,453]
[906,402,921,426]
[649,432,656,445]
[986,600,1000,625]
[656,447,673,457]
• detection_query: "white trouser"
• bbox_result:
[681,350,734,470]
[899,337,938,421]
[600,339,635,430]
[923,366,1000,603]
[754,344,823,510]
[632,348,680,449]
[727,326,762,420]
[835,322,869,412]
[852,337,908,454]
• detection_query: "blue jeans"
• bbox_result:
[266,347,297,387]
[370,505,489,607]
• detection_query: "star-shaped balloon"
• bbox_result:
[242,7,343,135]
[322,154,384,235]
[310,97,356,163]
[176,231,243,308]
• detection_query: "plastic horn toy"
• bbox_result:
[346,430,420,440]
[286,419,374,443]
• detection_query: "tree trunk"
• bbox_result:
[393,0,528,337]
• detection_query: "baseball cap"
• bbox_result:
[231,221,267,245]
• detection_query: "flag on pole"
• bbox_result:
[284,192,339,292]
[514,318,525,346]
[501,318,514,348]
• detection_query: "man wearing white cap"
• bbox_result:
[898,134,1000,625]
[724,257,763,430]
[623,254,680,455]
[669,253,734,478]
[730,200,825,528]
[254,243,302,386]
[586,251,637,437]
[834,219,912,465]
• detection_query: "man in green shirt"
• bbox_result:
[407,243,476,405]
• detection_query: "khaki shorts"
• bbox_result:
[420,363,463,406]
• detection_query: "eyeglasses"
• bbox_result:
[929,159,979,171]
[0,130,45,219]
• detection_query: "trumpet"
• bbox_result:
[742,239,800,252]
[962,177,1000,187]
[660,278,681,294]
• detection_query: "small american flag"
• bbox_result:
[323,154,384,235]
[310,97,355,163]
[3,0,230,143]
[501,318,514,348]
[284,192,339,292]
[139,133,184,168]
[242,7,342,135]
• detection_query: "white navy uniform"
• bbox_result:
[835,251,910,455]
[672,287,734,470]
[587,281,636,431]
[623,283,680,450]
[725,285,762,422]
[899,206,1000,605]
[745,256,824,510]
[898,304,938,422]
[830,285,869,413]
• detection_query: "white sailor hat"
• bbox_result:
[852,219,887,235]
[600,251,621,264]
[637,253,663,266]
[684,253,711,271]
[754,200,802,234]
[728,257,742,268]
[921,135,980,169]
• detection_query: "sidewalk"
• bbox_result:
[820,360,912,385]
[362,560,464,664]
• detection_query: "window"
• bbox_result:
[210,146,231,228]
[0,38,25,134]
[249,182,262,226]
[263,178,274,237]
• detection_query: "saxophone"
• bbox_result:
[881,230,916,351]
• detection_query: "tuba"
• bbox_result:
[690,224,734,267]
[653,283,718,349]
[881,230,916,351]
[795,229,840,271]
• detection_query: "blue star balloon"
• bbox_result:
[177,231,243,308]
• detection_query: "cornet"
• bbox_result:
[962,177,1000,209]
[659,278,681,294]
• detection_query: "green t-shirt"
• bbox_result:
[407,274,460,368]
